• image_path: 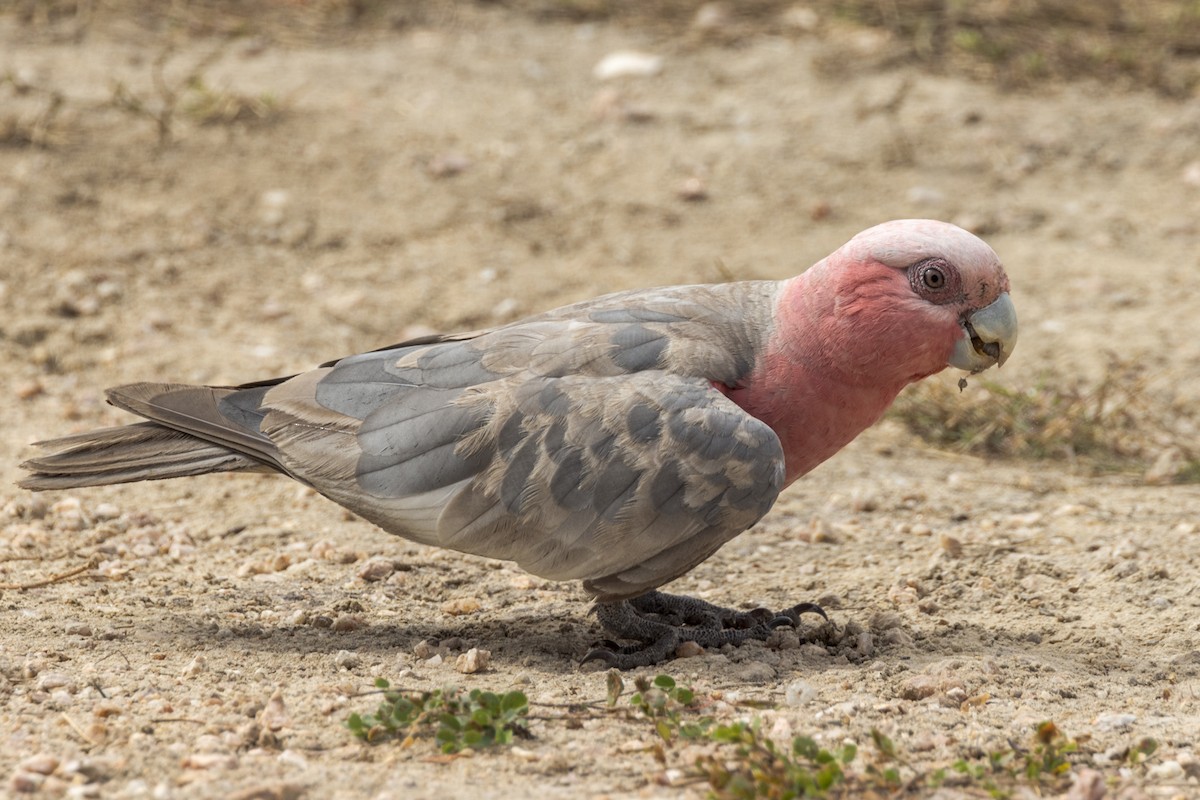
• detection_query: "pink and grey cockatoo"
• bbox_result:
[20,219,1016,667]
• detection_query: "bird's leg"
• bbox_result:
[583,591,828,669]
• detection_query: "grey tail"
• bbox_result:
[19,381,286,491]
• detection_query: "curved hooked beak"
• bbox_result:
[949,292,1018,373]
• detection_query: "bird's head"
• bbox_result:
[781,219,1018,387]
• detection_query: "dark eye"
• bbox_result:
[921,266,946,290]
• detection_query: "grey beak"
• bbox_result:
[949,292,1018,373]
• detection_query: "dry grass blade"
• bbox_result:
[891,357,1199,481]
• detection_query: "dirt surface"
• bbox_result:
[2,5,1200,798]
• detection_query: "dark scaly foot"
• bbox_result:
[581,590,828,669]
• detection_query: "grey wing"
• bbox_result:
[442,371,786,600]
[243,283,783,595]
[269,354,785,599]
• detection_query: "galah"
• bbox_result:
[20,219,1017,667]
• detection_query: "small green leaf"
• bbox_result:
[502,691,528,713]
[870,728,897,758]
[374,677,390,689]
[793,735,819,761]
[653,675,676,690]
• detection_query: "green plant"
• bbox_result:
[700,720,862,798]
[627,674,708,742]
[345,678,529,753]
[932,721,1096,797]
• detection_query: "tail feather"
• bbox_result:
[19,381,287,491]
[19,422,267,490]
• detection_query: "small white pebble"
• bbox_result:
[784,680,815,707]
[333,650,360,670]
[1147,760,1183,780]
[92,503,121,520]
[1094,712,1136,731]
[455,648,491,674]
[180,656,206,677]
[36,672,73,691]
[593,51,664,80]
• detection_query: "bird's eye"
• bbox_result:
[921,266,946,290]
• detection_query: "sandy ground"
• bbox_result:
[2,5,1200,798]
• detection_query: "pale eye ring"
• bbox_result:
[921,265,946,290]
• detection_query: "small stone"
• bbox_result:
[1183,161,1200,187]
[36,672,73,691]
[870,611,903,631]
[734,661,775,683]
[331,614,367,632]
[1094,712,1136,731]
[260,689,289,732]
[441,597,481,616]
[427,152,471,179]
[333,650,360,670]
[65,622,93,637]
[502,746,536,763]
[92,502,121,520]
[1063,767,1106,800]
[692,2,730,31]
[181,656,206,677]
[784,680,815,706]
[413,639,438,659]
[181,753,237,770]
[900,674,937,701]
[357,557,394,582]
[939,534,963,557]
[15,380,44,400]
[674,641,704,658]
[593,51,664,80]
[856,631,875,658]
[676,177,708,202]
[9,771,44,793]
[1147,760,1184,781]
[455,647,491,674]
[19,754,59,776]
[781,4,820,32]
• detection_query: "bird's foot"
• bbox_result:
[581,590,828,669]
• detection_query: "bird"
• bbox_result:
[19,219,1017,668]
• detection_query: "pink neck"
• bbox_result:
[726,266,946,486]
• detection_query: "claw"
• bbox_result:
[788,602,828,621]
[580,646,619,666]
[769,614,798,629]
